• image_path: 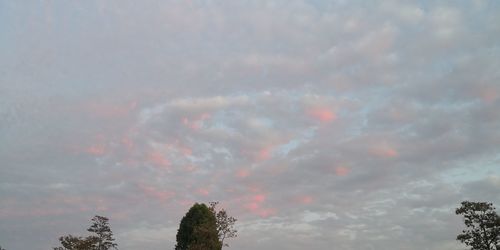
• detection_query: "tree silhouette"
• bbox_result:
[175,203,221,250]
[53,235,96,250]
[87,216,117,250]
[456,201,500,250]
[209,202,237,248]
[53,215,117,250]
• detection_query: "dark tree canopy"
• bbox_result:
[87,215,118,250]
[53,215,117,250]
[456,201,500,250]
[175,203,221,250]
[53,235,96,250]
[209,202,237,248]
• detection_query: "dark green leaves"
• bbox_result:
[175,203,222,250]
[456,201,500,250]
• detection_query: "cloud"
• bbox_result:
[1,1,500,250]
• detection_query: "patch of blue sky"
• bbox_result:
[440,153,500,184]
[275,126,316,157]
[212,147,233,161]
[251,116,275,129]
[207,110,239,133]
[341,87,390,138]
[210,120,237,132]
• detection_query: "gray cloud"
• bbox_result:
[1,1,500,250]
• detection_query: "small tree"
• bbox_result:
[209,202,237,248]
[53,215,117,250]
[53,235,96,250]
[175,203,221,250]
[456,201,500,250]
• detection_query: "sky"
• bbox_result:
[1,0,500,249]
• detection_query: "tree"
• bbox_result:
[456,201,500,250]
[53,235,96,250]
[0,245,5,250]
[175,203,221,250]
[87,215,118,250]
[209,202,237,248]
[53,215,117,250]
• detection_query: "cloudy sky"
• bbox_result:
[1,1,500,249]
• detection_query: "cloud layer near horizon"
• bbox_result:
[1,1,500,250]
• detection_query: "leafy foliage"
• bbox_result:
[456,201,500,250]
[175,203,221,250]
[87,216,118,250]
[209,202,238,248]
[53,235,96,250]
[53,215,117,250]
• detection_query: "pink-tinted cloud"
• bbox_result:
[479,87,498,103]
[244,202,260,211]
[60,195,109,213]
[86,144,107,156]
[370,145,398,158]
[147,151,171,169]
[241,193,277,218]
[255,208,277,218]
[295,195,314,205]
[121,136,134,150]
[335,166,350,176]
[181,112,211,131]
[243,203,277,218]
[307,107,337,123]
[257,147,273,161]
[166,139,193,157]
[252,194,266,203]
[179,145,193,156]
[138,184,175,202]
[236,169,251,178]
[247,185,262,193]
[177,199,196,208]
[242,145,276,162]
[183,164,198,172]
[196,188,210,196]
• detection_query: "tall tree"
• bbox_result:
[175,203,221,250]
[456,201,500,250]
[209,202,237,248]
[87,215,117,250]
